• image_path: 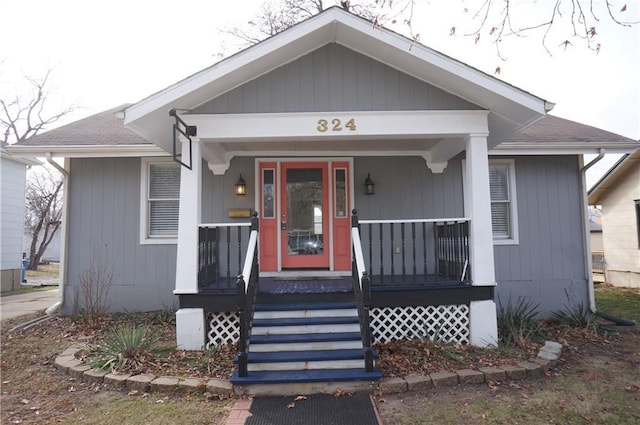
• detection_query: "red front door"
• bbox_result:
[280,162,330,269]
[258,160,351,271]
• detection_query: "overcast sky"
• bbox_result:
[1,0,638,187]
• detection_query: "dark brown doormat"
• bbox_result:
[245,393,381,425]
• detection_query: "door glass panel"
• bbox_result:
[287,168,323,256]
[334,168,347,218]
[262,169,275,218]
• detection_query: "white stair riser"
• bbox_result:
[248,359,366,371]
[254,309,358,319]
[252,323,360,335]
[250,340,363,352]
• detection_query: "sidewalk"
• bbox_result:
[0,287,59,321]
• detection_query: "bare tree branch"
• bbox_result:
[0,68,77,145]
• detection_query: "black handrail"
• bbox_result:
[236,212,259,377]
[351,209,374,373]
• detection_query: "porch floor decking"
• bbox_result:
[198,275,470,294]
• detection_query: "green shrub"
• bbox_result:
[497,297,544,347]
[87,323,167,372]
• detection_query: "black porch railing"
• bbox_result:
[198,222,252,290]
[434,221,471,282]
[351,211,374,373]
[355,212,471,285]
[235,213,260,378]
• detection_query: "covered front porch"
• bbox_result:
[169,109,499,358]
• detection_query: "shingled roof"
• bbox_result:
[501,115,638,150]
[9,106,638,154]
[16,104,149,146]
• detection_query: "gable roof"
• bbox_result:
[587,147,640,205]
[124,7,552,153]
[498,115,639,152]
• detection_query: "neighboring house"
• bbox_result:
[0,143,39,292]
[9,8,638,387]
[589,207,603,252]
[588,148,640,288]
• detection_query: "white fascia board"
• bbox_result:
[0,150,41,166]
[492,146,640,155]
[333,16,548,117]
[125,13,342,126]
[125,8,546,145]
[185,110,489,141]
[5,145,168,158]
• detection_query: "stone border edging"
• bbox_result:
[54,341,562,396]
[54,344,233,396]
[378,340,563,394]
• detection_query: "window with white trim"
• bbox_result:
[489,159,518,244]
[140,159,180,244]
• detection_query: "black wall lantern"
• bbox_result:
[235,174,246,195]
[364,173,375,195]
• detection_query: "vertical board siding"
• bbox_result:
[494,156,588,314]
[65,157,177,314]
[353,156,465,220]
[192,44,480,114]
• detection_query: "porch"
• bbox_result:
[178,212,494,352]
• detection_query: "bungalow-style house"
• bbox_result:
[10,8,639,389]
[588,148,640,288]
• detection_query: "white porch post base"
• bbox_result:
[469,300,498,348]
[176,308,206,350]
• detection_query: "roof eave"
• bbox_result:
[6,144,168,158]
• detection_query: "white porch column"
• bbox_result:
[175,139,202,294]
[175,139,205,350]
[464,134,498,347]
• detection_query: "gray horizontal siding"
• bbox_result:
[494,155,588,315]
[64,157,177,314]
[193,44,481,114]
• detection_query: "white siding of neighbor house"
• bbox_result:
[600,163,640,288]
[1,154,28,290]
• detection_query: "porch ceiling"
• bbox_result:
[124,8,549,156]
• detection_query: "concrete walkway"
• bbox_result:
[0,287,59,321]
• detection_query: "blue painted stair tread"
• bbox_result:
[231,368,383,384]
[246,348,378,363]
[252,316,358,327]
[250,332,362,344]
[254,301,356,311]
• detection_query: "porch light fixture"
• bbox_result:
[364,173,375,195]
[235,174,246,196]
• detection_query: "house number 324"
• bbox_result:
[316,118,357,132]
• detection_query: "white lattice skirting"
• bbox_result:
[370,305,470,344]
[206,312,239,349]
[206,305,470,348]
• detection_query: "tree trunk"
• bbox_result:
[27,181,62,271]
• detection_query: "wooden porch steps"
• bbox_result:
[230,299,382,395]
